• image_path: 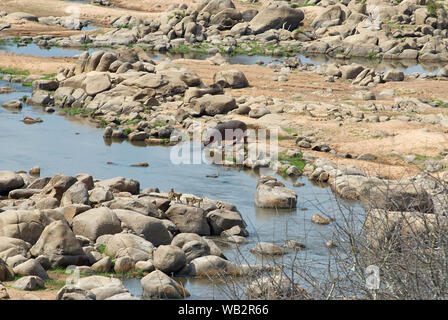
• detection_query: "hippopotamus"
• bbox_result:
[203,120,248,147]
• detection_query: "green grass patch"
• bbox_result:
[60,107,91,116]
[42,73,56,80]
[125,119,138,125]
[153,121,167,128]
[97,244,106,255]
[283,127,298,135]
[278,152,307,173]
[0,66,30,76]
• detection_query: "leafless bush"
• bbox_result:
[211,174,448,300]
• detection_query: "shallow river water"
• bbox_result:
[0,40,443,75]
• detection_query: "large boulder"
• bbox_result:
[56,285,96,300]
[141,270,190,299]
[13,259,48,280]
[191,94,237,116]
[104,233,154,262]
[12,276,45,291]
[249,5,304,34]
[209,8,242,30]
[153,245,187,274]
[363,209,448,250]
[39,174,77,201]
[7,12,38,21]
[0,171,24,195]
[246,274,309,300]
[0,237,31,261]
[199,0,235,16]
[206,209,247,235]
[254,177,297,209]
[71,207,122,242]
[96,52,117,72]
[0,258,14,281]
[250,242,286,256]
[76,275,128,299]
[60,181,90,207]
[114,209,172,246]
[213,69,249,89]
[359,180,433,213]
[0,210,56,244]
[178,255,244,276]
[165,204,210,235]
[95,177,140,194]
[107,198,162,218]
[30,220,88,267]
[181,240,210,263]
[311,5,344,29]
[82,72,111,96]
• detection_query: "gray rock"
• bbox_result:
[213,69,249,88]
[30,220,88,268]
[153,245,186,274]
[250,242,286,256]
[165,204,210,236]
[192,94,237,116]
[114,209,171,246]
[0,171,24,194]
[206,209,247,235]
[13,259,48,280]
[254,177,297,209]
[71,207,122,242]
[250,5,304,34]
[12,275,45,291]
[114,256,135,273]
[141,270,190,299]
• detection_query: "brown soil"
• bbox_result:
[0,51,75,74]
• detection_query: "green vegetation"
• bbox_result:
[427,0,442,17]
[368,51,379,60]
[0,66,30,76]
[153,121,167,128]
[431,99,448,108]
[99,118,108,127]
[97,244,106,255]
[123,128,132,136]
[168,43,209,55]
[278,152,307,173]
[283,127,298,135]
[125,119,138,125]
[60,107,91,116]
[42,73,56,80]
[22,82,33,87]
[292,0,316,7]
[45,279,66,291]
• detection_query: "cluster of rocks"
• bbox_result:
[302,157,448,216]
[0,169,283,299]
[22,47,253,144]
[0,11,91,30]
[22,0,448,66]
[38,16,91,31]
